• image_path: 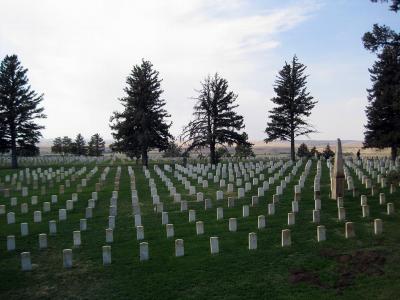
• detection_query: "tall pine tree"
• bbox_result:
[51,137,63,154]
[265,55,317,161]
[88,133,105,156]
[362,21,400,161]
[62,136,73,154]
[181,73,249,164]
[364,46,400,160]
[110,60,172,166]
[235,132,255,159]
[71,133,87,156]
[0,55,46,168]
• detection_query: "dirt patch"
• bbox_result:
[289,269,329,289]
[289,249,386,293]
[334,250,385,292]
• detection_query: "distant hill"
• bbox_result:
[38,138,388,156]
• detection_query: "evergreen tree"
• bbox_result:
[0,54,46,168]
[322,144,335,160]
[16,144,39,156]
[363,45,400,160]
[181,73,249,164]
[362,24,400,160]
[51,137,63,154]
[363,24,400,53]
[235,132,255,159]
[61,136,73,154]
[297,143,310,158]
[310,146,319,158]
[88,133,105,157]
[265,55,317,161]
[110,60,172,166]
[71,133,86,156]
[371,0,400,12]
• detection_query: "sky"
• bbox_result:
[0,0,398,142]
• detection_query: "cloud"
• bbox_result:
[0,0,319,140]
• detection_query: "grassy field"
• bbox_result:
[0,158,399,299]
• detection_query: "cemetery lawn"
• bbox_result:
[0,161,400,299]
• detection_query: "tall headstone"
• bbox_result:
[331,138,345,200]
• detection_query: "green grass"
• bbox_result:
[0,159,399,299]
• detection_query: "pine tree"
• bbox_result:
[265,55,317,161]
[235,132,255,159]
[181,73,248,164]
[61,136,73,154]
[51,137,63,154]
[110,60,172,166]
[0,54,46,168]
[310,146,319,158]
[364,46,400,160]
[297,143,310,158]
[71,134,87,156]
[363,24,400,53]
[322,144,335,160]
[362,24,400,160]
[88,133,105,156]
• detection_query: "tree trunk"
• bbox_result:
[142,149,148,166]
[391,145,397,162]
[210,142,216,165]
[290,132,295,162]
[11,127,18,169]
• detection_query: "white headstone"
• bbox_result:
[196,221,204,235]
[374,219,383,235]
[63,249,73,268]
[282,229,291,247]
[108,216,115,229]
[229,218,237,232]
[248,232,257,250]
[73,231,81,247]
[162,212,169,225]
[20,252,32,271]
[106,228,113,243]
[166,224,174,238]
[288,213,295,226]
[80,219,87,231]
[258,215,266,229]
[33,211,42,223]
[210,237,219,254]
[7,235,15,251]
[39,233,47,249]
[217,207,223,220]
[242,205,249,218]
[7,212,15,224]
[317,225,326,242]
[175,239,184,257]
[21,222,29,236]
[189,210,196,222]
[103,245,112,265]
[136,225,144,240]
[139,242,149,261]
[49,220,57,235]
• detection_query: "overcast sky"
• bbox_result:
[0,0,398,142]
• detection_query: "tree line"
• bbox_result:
[51,133,106,156]
[0,0,398,168]
[109,56,316,166]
